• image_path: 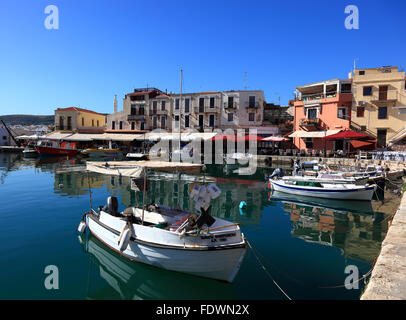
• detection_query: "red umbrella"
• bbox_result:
[235,135,264,142]
[322,130,373,140]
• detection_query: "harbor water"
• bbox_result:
[0,153,400,300]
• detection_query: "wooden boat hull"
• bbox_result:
[269,179,376,201]
[36,146,78,156]
[86,212,247,282]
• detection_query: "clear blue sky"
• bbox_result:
[0,0,404,115]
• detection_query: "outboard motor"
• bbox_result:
[269,168,284,180]
[103,196,119,216]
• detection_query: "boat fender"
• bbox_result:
[118,226,131,252]
[207,183,221,199]
[239,201,247,209]
[77,220,86,233]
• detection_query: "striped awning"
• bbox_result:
[289,130,341,138]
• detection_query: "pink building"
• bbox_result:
[290,79,353,153]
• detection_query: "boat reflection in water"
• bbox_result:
[79,234,236,300]
[269,190,387,263]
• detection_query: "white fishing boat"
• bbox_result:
[22,142,38,157]
[82,147,123,159]
[78,173,247,282]
[285,173,368,186]
[268,177,376,201]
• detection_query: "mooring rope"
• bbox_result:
[247,240,292,300]
[248,239,375,291]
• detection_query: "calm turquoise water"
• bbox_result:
[0,153,395,300]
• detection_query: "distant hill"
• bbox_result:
[0,114,54,126]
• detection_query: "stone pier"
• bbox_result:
[361,191,406,300]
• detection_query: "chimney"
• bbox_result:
[114,95,117,113]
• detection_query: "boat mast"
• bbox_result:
[179,69,183,158]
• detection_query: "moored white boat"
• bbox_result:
[269,178,376,201]
[83,200,247,282]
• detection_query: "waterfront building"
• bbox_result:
[107,88,273,134]
[107,88,163,132]
[350,66,406,147]
[54,107,106,133]
[291,78,353,153]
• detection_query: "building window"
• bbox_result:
[161,116,166,129]
[153,116,158,129]
[305,138,313,149]
[112,121,115,130]
[249,113,255,121]
[337,107,347,119]
[359,70,365,75]
[175,99,180,110]
[174,115,180,129]
[140,121,145,130]
[228,96,234,108]
[210,97,215,108]
[249,96,256,108]
[92,119,94,127]
[198,115,204,127]
[209,114,215,127]
[341,83,352,93]
[139,105,145,115]
[228,113,233,122]
[378,106,387,119]
[185,115,190,128]
[185,99,190,112]
[131,105,137,115]
[363,86,372,96]
[161,101,166,111]
[97,120,99,127]
[119,121,123,129]
[2,136,6,140]
[82,118,84,126]
[357,106,365,117]
[131,122,135,130]
[307,108,317,119]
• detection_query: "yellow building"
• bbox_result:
[351,66,406,147]
[55,107,106,133]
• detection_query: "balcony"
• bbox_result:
[194,106,205,113]
[245,101,260,109]
[370,89,400,103]
[128,114,145,121]
[300,118,321,128]
[224,102,237,110]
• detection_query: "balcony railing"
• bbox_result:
[246,101,260,109]
[300,118,320,127]
[128,114,145,121]
[298,90,352,103]
[224,102,237,109]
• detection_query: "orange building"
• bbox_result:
[290,79,353,153]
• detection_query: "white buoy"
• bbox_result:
[77,220,86,233]
[118,226,131,252]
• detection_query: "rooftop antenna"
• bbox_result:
[244,72,247,90]
[353,58,359,73]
